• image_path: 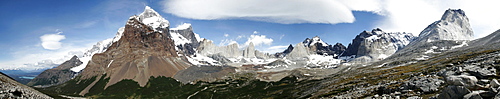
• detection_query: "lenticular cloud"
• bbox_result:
[162,0,375,24]
[40,33,65,50]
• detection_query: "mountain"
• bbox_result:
[342,28,415,63]
[377,9,474,67]
[34,6,500,99]
[415,9,473,43]
[0,72,52,98]
[72,6,192,95]
[302,36,346,57]
[274,44,294,58]
[170,23,202,56]
[27,55,82,87]
[70,27,124,73]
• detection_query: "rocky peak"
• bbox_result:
[441,9,466,22]
[27,55,82,87]
[76,10,191,95]
[55,55,81,70]
[283,44,294,54]
[170,23,200,55]
[243,42,256,58]
[416,9,473,42]
[286,42,310,59]
[343,28,416,63]
[135,6,170,31]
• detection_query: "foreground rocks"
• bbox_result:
[0,73,52,98]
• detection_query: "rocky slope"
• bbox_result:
[27,56,82,87]
[0,72,52,98]
[342,28,416,63]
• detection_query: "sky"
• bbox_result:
[0,0,499,70]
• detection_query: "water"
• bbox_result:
[19,76,35,79]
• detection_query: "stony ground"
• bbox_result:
[0,73,52,99]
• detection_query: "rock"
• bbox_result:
[301,36,345,57]
[404,75,444,93]
[0,73,52,99]
[407,96,422,99]
[463,91,482,99]
[478,90,495,99]
[243,42,256,58]
[463,65,496,79]
[491,79,500,88]
[445,75,478,88]
[198,40,242,58]
[286,43,310,59]
[438,86,471,99]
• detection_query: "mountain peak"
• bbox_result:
[417,9,473,42]
[441,9,466,21]
[136,6,170,31]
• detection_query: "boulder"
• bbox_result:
[404,76,444,93]
[438,86,471,99]
[463,91,482,99]
[446,75,478,88]
[491,79,500,88]
[463,65,496,79]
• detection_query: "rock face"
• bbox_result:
[27,55,82,87]
[0,72,52,98]
[70,27,124,73]
[343,28,415,63]
[376,9,475,67]
[243,42,256,58]
[302,36,346,57]
[415,9,473,43]
[198,39,242,58]
[170,23,201,55]
[77,6,191,95]
[286,43,310,59]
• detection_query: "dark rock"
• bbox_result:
[463,91,482,99]
[438,86,471,99]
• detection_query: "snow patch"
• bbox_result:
[170,32,191,46]
[451,41,468,49]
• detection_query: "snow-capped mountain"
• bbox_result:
[75,6,192,95]
[302,36,346,57]
[169,23,202,55]
[375,9,475,67]
[342,28,416,63]
[70,27,124,72]
[136,6,169,32]
[415,9,473,43]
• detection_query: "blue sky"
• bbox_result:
[1,0,499,70]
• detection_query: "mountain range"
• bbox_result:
[3,6,500,98]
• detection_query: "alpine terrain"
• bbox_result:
[16,6,500,99]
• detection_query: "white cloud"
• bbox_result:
[40,30,66,50]
[224,33,229,37]
[162,0,500,38]
[244,35,273,47]
[263,45,289,53]
[162,0,375,24]
[0,42,90,70]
